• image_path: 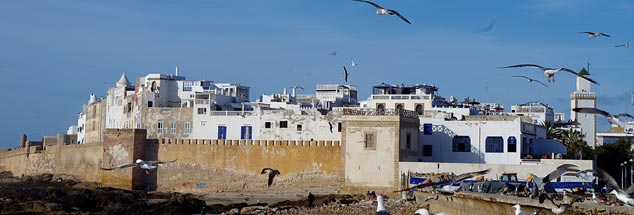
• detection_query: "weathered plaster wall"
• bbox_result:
[55,143,103,182]
[154,139,342,192]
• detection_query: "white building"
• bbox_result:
[570,68,597,148]
[511,102,555,125]
[315,84,358,109]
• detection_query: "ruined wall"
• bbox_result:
[153,139,342,192]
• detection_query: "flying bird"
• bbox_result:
[499,64,599,85]
[343,66,349,82]
[352,0,411,24]
[579,31,610,38]
[539,188,584,214]
[396,169,490,193]
[100,159,176,174]
[351,59,359,67]
[615,42,630,48]
[330,51,337,56]
[414,208,448,215]
[573,107,629,127]
[530,164,580,194]
[512,75,548,87]
[261,168,281,187]
[512,204,537,215]
[596,168,634,206]
[475,20,496,33]
[375,195,390,215]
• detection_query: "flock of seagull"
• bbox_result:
[371,163,634,215]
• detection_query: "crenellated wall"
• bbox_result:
[154,139,342,192]
[0,130,343,192]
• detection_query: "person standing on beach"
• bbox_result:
[308,192,315,209]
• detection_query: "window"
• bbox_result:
[364,132,376,150]
[184,122,191,134]
[406,132,411,149]
[147,101,153,107]
[452,136,471,152]
[507,136,517,152]
[338,122,342,132]
[395,103,404,111]
[170,122,177,134]
[241,126,252,140]
[485,136,504,153]
[265,122,272,128]
[217,126,227,139]
[183,81,193,91]
[423,145,432,157]
[157,121,164,134]
[416,104,424,115]
[423,123,433,135]
[197,108,207,114]
[297,124,302,131]
[280,121,288,128]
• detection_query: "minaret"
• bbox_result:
[570,68,597,148]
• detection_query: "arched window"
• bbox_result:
[416,104,423,115]
[507,136,517,152]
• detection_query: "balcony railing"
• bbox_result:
[343,108,418,119]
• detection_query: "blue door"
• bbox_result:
[241,126,252,140]
[218,126,227,139]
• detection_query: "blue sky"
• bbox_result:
[0,0,632,148]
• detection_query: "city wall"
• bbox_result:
[0,129,343,192]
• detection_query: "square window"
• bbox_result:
[423,145,432,157]
[297,124,302,131]
[423,123,433,135]
[280,121,288,128]
[364,132,376,150]
[197,108,207,114]
[265,122,272,128]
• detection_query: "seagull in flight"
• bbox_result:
[343,66,349,82]
[596,168,634,206]
[261,168,281,187]
[100,159,176,174]
[539,189,584,214]
[351,59,359,67]
[395,169,490,193]
[579,31,610,38]
[499,64,599,85]
[329,51,337,56]
[512,75,548,87]
[573,107,628,127]
[530,164,580,194]
[615,41,630,48]
[352,0,411,24]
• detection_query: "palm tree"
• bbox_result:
[559,129,587,159]
[539,121,560,140]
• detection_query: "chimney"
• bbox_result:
[291,88,296,97]
[283,88,287,95]
[175,67,179,76]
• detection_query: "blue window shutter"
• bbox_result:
[248,126,252,140]
[240,126,246,139]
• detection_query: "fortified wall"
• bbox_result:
[0,129,343,192]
